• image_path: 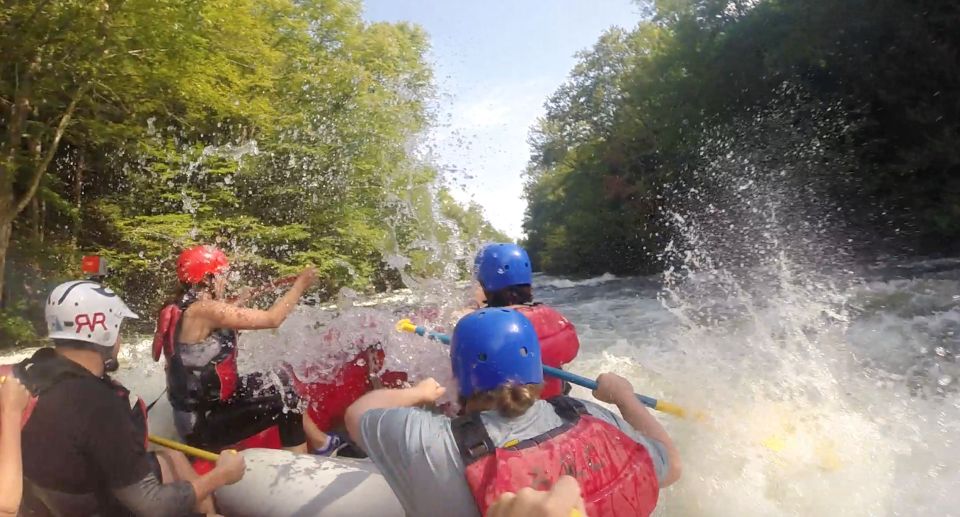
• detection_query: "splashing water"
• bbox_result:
[555,93,960,517]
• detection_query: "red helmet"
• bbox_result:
[177,245,229,284]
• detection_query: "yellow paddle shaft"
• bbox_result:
[653,400,687,418]
[148,435,223,462]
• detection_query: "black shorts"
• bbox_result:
[185,372,307,451]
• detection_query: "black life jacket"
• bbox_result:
[13,348,149,517]
[14,348,148,448]
[154,294,240,412]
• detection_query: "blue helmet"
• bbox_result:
[450,308,543,398]
[476,243,532,292]
[472,243,490,280]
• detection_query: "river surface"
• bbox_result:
[5,258,960,517]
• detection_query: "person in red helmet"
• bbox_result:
[154,245,339,455]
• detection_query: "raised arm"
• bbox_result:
[195,267,317,331]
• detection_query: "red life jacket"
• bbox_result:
[514,304,580,398]
[451,397,660,517]
[0,349,148,449]
[153,295,240,411]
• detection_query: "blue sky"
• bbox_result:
[362,0,644,239]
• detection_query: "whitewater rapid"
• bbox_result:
[4,261,960,517]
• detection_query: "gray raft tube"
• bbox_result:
[146,397,405,517]
[215,449,406,517]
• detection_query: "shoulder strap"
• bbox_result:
[545,396,588,422]
[450,412,496,467]
[178,291,198,311]
[14,348,91,396]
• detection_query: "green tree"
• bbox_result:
[0,0,508,345]
[523,0,960,276]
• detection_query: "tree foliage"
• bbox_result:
[523,0,960,276]
[0,0,507,346]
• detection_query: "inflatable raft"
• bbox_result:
[212,449,405,517]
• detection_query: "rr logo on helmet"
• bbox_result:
[75,313,108,333]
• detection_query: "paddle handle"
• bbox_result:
[542,365,661,411]
[397,320,451,344]
[419,326,450,344]
[149,435,222,462]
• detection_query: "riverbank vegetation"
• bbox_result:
[0,0,506,345]
[522,0,960,276]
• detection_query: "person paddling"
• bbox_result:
[472,242,580,399]
[15,280,244,517]
[155,245,342,455]
[345,307,682,517]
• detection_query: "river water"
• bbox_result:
[537,262,960,517]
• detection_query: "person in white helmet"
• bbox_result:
[10,280,246,517]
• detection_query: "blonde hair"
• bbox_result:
[464,383,544,418]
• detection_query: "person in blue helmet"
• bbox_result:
[344,308,681,517]
[470,242,580,399]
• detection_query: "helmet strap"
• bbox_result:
[101,343,120,373]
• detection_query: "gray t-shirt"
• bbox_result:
[358,398,670,517]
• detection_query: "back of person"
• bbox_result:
[20,356,148,517]
[355,397,668,517]
[346,308,681,517]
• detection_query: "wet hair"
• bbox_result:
[463,383,544,418]
[163,274,215,306]
[483,284,533,308]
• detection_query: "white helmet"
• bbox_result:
[45,281,139,347]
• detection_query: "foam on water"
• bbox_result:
[535,272,619,289]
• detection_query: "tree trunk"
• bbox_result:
[72,155,84,247]
[0,82,88,305]
[39,199,45,243]
[30,196,40,240]
[0,217,11,308]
